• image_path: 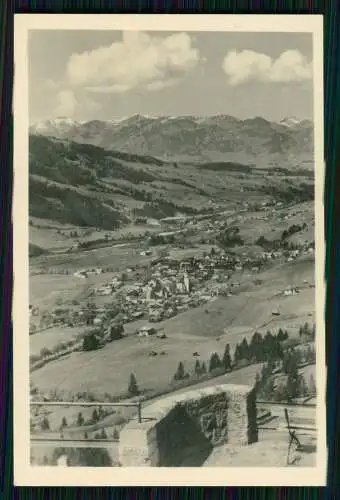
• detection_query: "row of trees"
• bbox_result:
[82,323,124,352]
[260,183,314,204]
[255,235,304,252]
[171,326,316,401]
[149,233,176,246]
[281,223,308,240]
[171,328,292,383]
[234,329,288,366]
[40,413,120,441]
[173,343,233,382]
[37,391,131,433]
[299,322,316,340]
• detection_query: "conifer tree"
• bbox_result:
[222,344,232,371]
[240,337,250,361]
[277,328,285,342]
[250,332,264,362]
[77,412,84,427]
[128,373,139,395]
[194,359,201,376]
[92,409,99,423]
[174,361,185,381]
[233,343,242,365]
[209,352,221,372]
[41,416,50,431]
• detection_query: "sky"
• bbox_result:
[28,30,314,124]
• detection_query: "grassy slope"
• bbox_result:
[29,135,314,250]
[30,254,315,397]
[29,134,316,402]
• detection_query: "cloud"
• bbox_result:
[44,78,60,91]
[54,90,78,116]
[54,89,100,117]
[65,31,201,93]
[146,78,181,92]
[85,84,130,94]
[222,49,313,86]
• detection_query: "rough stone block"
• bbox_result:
[118,383,258,466]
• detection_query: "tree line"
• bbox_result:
[170,326,316,402]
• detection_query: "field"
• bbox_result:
[31,362,264,434]
[30,271,121,311]
[31,333,231,396]
[30,204,316,400]
[30,327,82,356]
[30,243,153,275]
[31,256,314,398]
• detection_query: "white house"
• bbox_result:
[137,325,156,337]
[183,273,190,294]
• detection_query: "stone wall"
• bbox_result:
[119,384,257,467]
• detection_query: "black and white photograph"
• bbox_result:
[13,14,326,486]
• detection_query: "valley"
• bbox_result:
[28,115,316,458]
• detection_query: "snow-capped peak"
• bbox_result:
[53,117,79,126]
[31,117,81,130]
[279,116,302,127]
[107,116,129,124]
[29,117,84,136]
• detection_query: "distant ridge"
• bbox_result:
[29,114,313,166]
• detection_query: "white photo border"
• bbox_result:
[13,13,327,487]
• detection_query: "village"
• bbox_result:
[28,194,316,378]
[88,241,314,332]
[30,236,314,353]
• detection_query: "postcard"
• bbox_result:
[13,13,326,486]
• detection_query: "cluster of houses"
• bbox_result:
[92,276,123,296]
[32,197,315,334]
[84,251,250,325]
[83,230,314,328]
[73,267,103,279]
[260,244,314,264]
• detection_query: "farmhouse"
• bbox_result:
[137,325,157,337]
[73,271,87,279]
[140,250,152,256]
[95,286,112,296]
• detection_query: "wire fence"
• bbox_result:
[30,400,142,422]
[30,400,143,445]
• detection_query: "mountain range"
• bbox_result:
[29,130,314,238]
[29,114,314,167]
